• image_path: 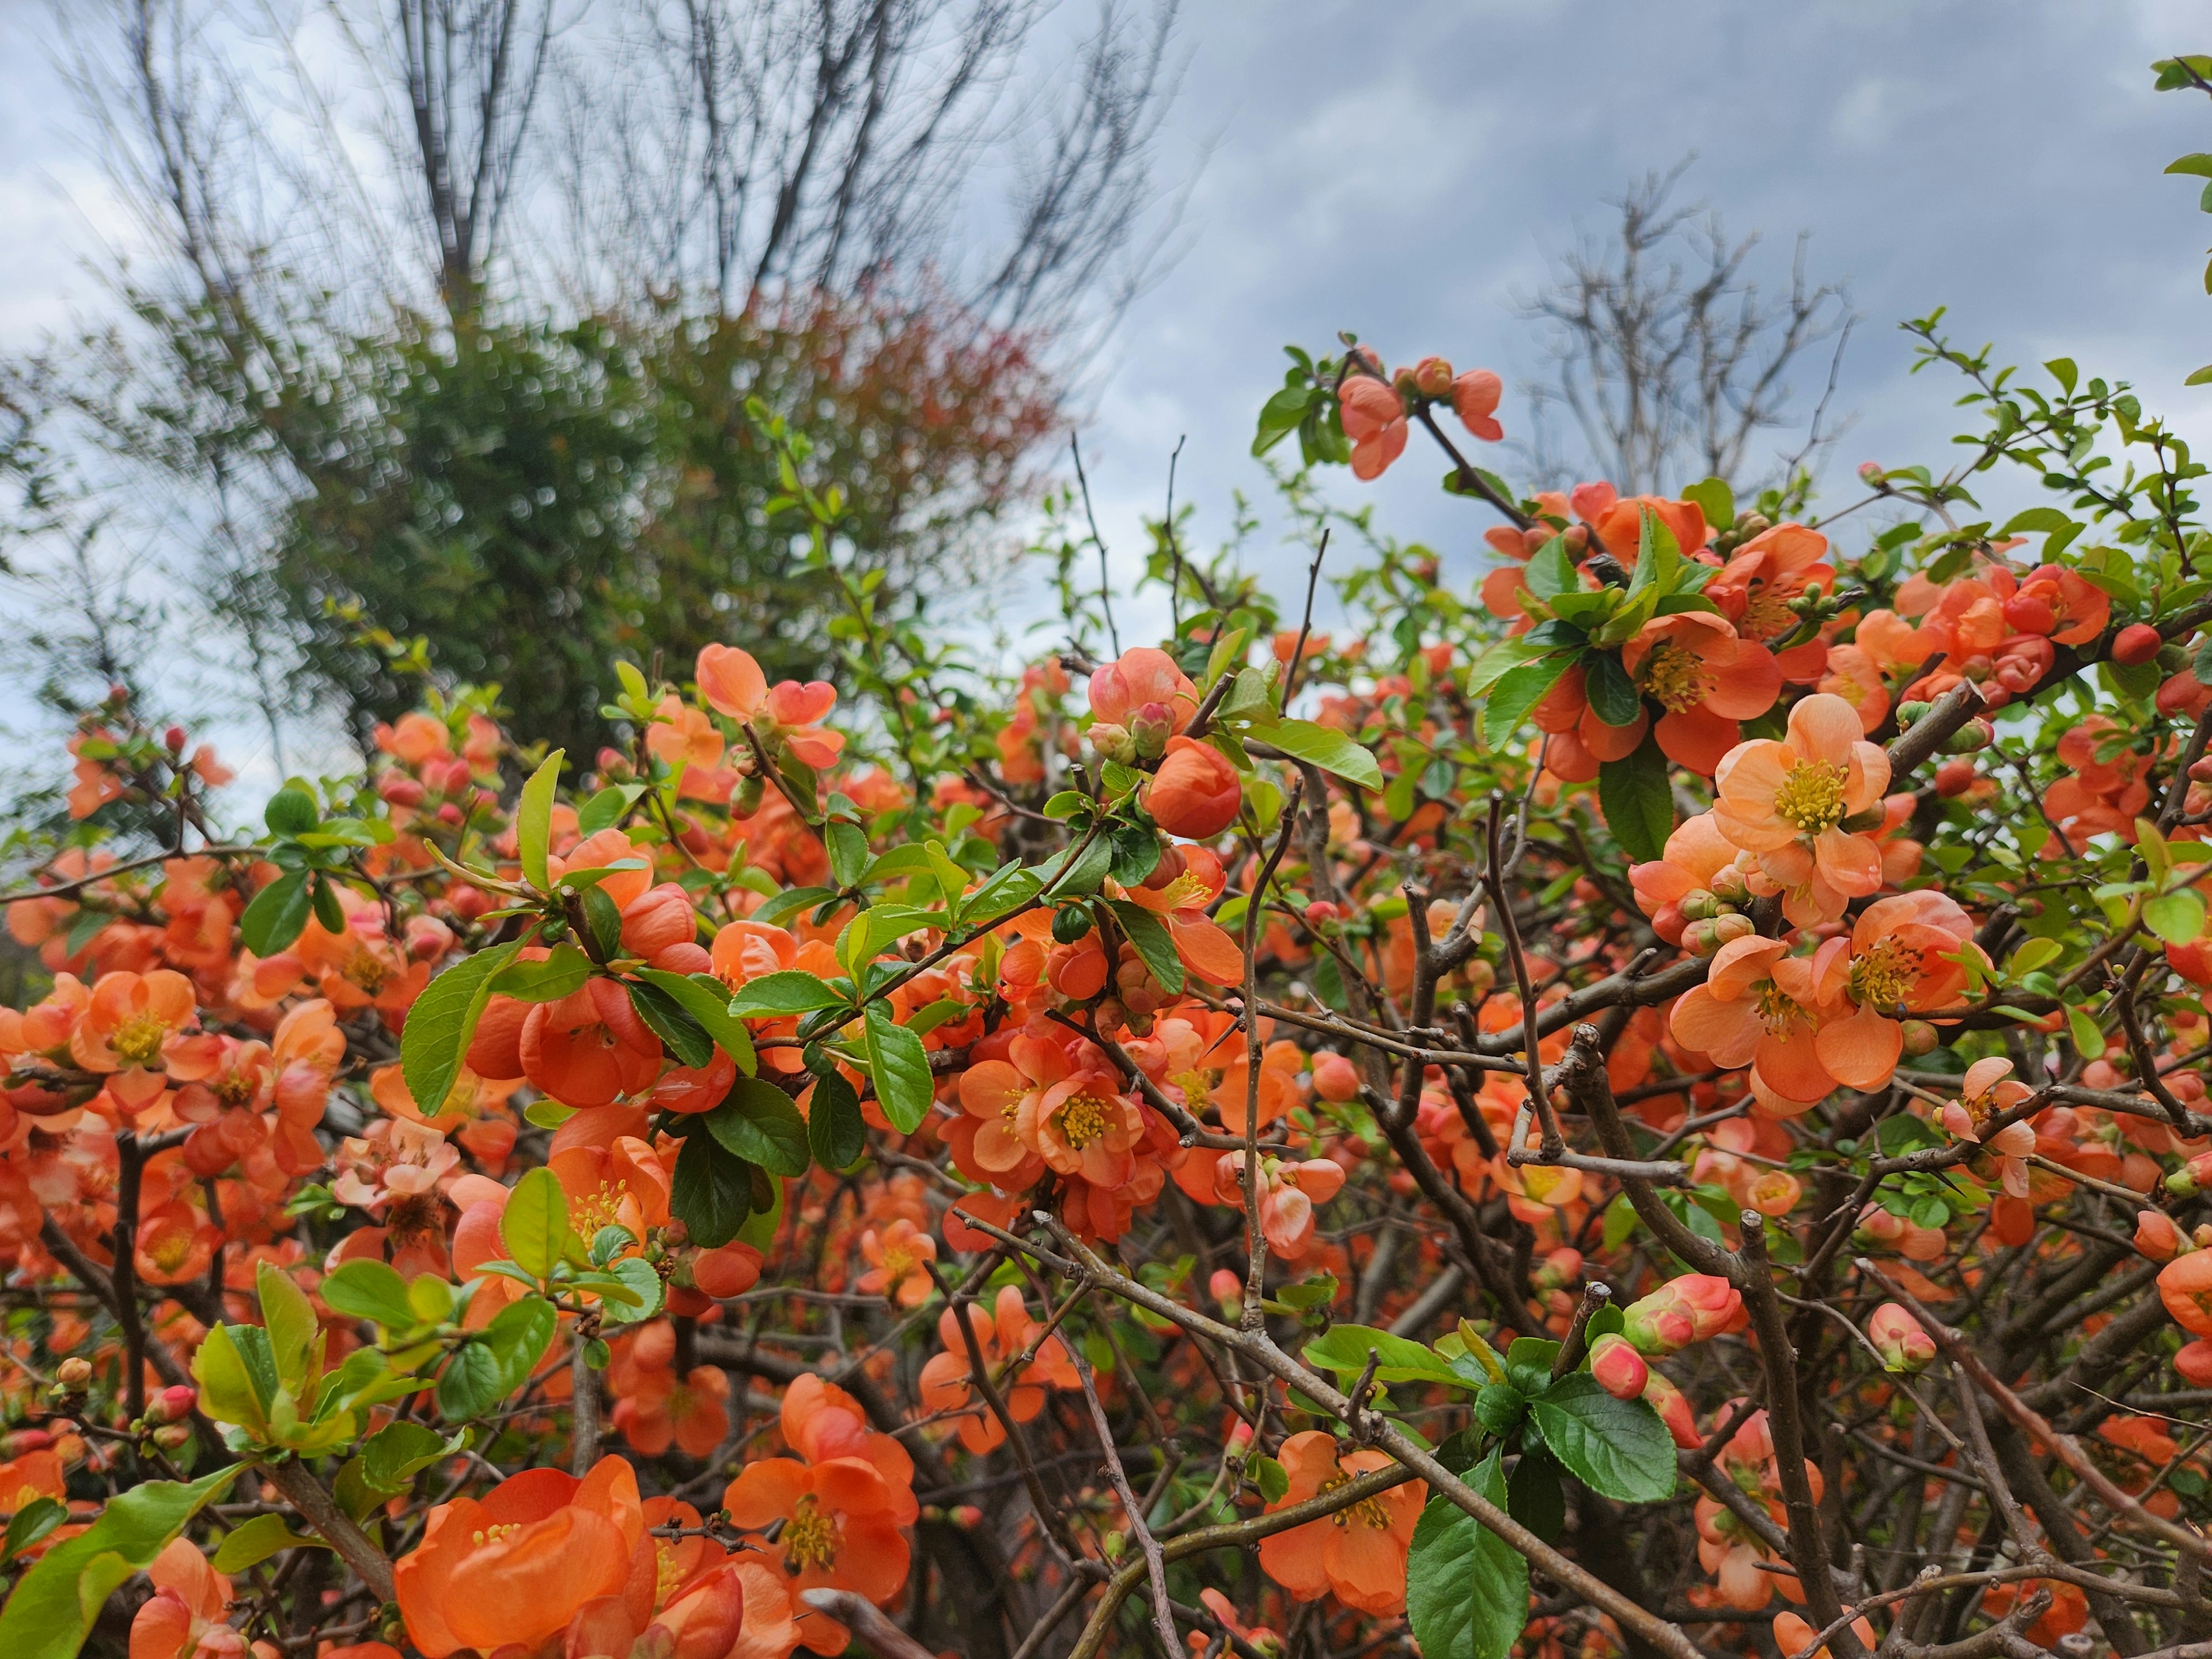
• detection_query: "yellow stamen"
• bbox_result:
[109,1012,172,1067]
[1636,640,1711,714]
[1320,1471,1392,1529]
[1054,1094,1110,1150]
[783,1496,839,1572]
[1849,938,1923,1013]
[1773,760,1848,835]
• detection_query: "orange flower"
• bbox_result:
[697,644,845,768]
[1256,1431,1424,1615]
[2161,1250,2212,1338]
[613,1358,733,1459]
[1452,368,1503,441]
[1089,646,1198,732]
[857,1217,937,1306]
[724,1376,918,1655]
[395,1455,646,1658]
[1813,891,1979,1093]
[1339,377,1407,480]
[70,969,211,1112]
[916,1286,1080,1453]
[1707,522,1833,652]
[1145,737,1243,840]
[1113,844,1245,987]
[521,979,663,1108]
[129,1537,233,1659]
[1711,694,1891,924]
[955,1030,1074,1182]
[1669,935,1849,1113]
[1619,612,1784,775]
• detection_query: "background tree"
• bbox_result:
[0,0,1179,759]
[1519,161,1855,497]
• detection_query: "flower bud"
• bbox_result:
[1411,356,1455,397]
[1868,1303,1936,1373]
[1708,864,1751,904]
[1641,1367,1700,1448]
[152,1422,192,1451]
[1588,1332,1649,1400]
[2113,623,2164,667]
[2177,1339,2212,1387]
[1310,1052,1361,1103]
[1680,918,1722,957]
[55,1358,92,1390]
[2137,1210,2187,1262]
[1899,1020,1938,1056]
[1209,1268,1243,1311]
[1128,702,1174,760]
[1621,1274,1743,1356]
[1896,700,1931,728]
[1858,461,1883,482]
[1710,912,1755,948]
[1942,718,1995,754]
[2166,1152,2212,1198]
[151,1384,197,1424]
[164,725,187,753]
[1088,721,1136,766]
[1934,760,1976,798]
[1677,889,1723,922]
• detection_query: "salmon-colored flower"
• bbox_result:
[1814,892,1979,1093]
[1668,934,1850,1111]
[1145,736,1243,840]
[1619,612,1784,775]
[521,979,663,1108]
[1711,694,1891,924]
[724,1376,918,1655]
[916,1286,1080,1453]
[1340,378,1407,480]
[612,1349,733,1459]
[857,1217,937,1306]
[696,645,846,768]
[1090,646,1198,733]
[1707,523,1833,654]
[70,969,213,1112]
[1113,844,1245,986]
[395,1456,646,1658]
[1452,368,1503,441]
[129,1537,233,1659]
[1256,1431,1424,1615]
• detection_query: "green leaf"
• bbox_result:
[1301,1324,1468,1388]
[2168,153,2212,177]
[1,1498,67,1565]
[1627,506,1680,595]
[309,876,345,935]
[1249,1453,1289,1503]
[485,1296,557,1396]
[576,785,638,836]
[1527,1372,1676,1502]
[635,968,757,1073]
[1472,1383,1525,1436]
[264,786,319,837]
[1483,654,1575,749]
[728,969,849,1017]
[1598,733,1674,863]
[1253,718,1384,791]
[626,979,715,1070]
[517,749,565,892]
[1107,899,1186,994]
[1523,535,1578,600]
[257,1260,319,1397]
[705,1078,812,1177]
[435,1340,505,1422]
[826,820,870,888]
[400,941,523,1126]
[807,1066,867,1171]
[210,1512,329,1573]
[490,944,593,1003]
[1505,1338,1561,1395]
[2187,365,2212,388]
[1507,1445,1566,1543]
[2066,1002,2108,1060]
[238,870,313,958]
[359,1422,464,1494]
[501,1167,571,1280]
[672,1130,754,1248]
[1681,477,1734,535]
[1583,652,1642,729]
[0,1467,240,1659]
[1406,1449,1528,1659]
[1997,506,2077,537]
[2147,889,2206,945]
[863,1001,935,1134]
[597,1256,665,1325]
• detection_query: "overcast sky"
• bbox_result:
[2,0,2209,785]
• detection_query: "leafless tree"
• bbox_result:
[1520,161,1855,497]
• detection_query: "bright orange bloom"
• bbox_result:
[521,979,663,1107]
[1712,694,1891,925]
[724,1376,918,1654]
[129,1537,233,1659]
[70,969,212,1112]
[1089,646,1198,732]
[916,1286,1080,1453]
[857,1217,937,1306]
[1145,736,1243,839]
[696,644,845,768]
[612,1337,733,1459]
[1339,377,1407,480]
[1256,1431,1425,1615]
[395,1456,646,1658]
[1669,934,1849,1113]
[1619,611,1784,775]
[1815,891,1979,1093]
[1452,368,1503,440]
[1113,844,1245,987]
[2161,1249,2212,1338]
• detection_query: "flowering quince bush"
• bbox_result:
[24,93,2212,1659]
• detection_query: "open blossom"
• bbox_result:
[396,1456,647,1658]
[1620,612,1785,775]
[1257,1431,1425,1615]
[917,1286,1079,1453]
[1112,843,1245,987]
[1339,377,1407,479]
[857,1217,937,1305]
[1712,693,1891,925]
[1211,1150,1347,1257]
[1669,935,1849,1111]
[696,643,844,767]
[1813,892,1980,1095]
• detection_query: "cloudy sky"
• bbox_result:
[2,0,2209,782]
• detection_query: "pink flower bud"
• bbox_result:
[1868,1303,1936,1373]
[1310,1052,1361,1103]
[1209,1268,1243,1307]
[2169,1152,2212,1198]
[1589,1333,1649,1400]
[151,1384,198,1423]
[1858,461,1883,482]
[1622,1274,1742,1356]
[1640,1368,1700,1448]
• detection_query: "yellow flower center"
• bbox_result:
[1740,586,1796,641]
[145,1226,194,1275]
[571,1179,629,1237]
[1320,1471,1392,1529]
[110,1012,172,1067]
[1754,983,1810,1039]
[1850,938,1923,1013]
[1171,1067,1218,1105]
[1635,640,1711,714]
[1773,759,1848,835]
[214,1071,257,1109]
[654,1540,683,1607]
[783,1496,839,1572]
[471,1522,523,1547]
[1053,1093,1111,1150]
[1154,871,1208,911]
[343,950,391,994]
[878,1243,916,1283]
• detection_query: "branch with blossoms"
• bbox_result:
[23,107,2212,1659]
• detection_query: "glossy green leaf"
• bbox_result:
[238,870,313,957]
[1255,717,1384,791]
[501,1167,571,1279]
[1107,899,1186,994]
[491,944,593,1003]
[807,1066,867,1171]
[401,941,522,1126]
[1301,1324,1468,1388]
[517,749,565,891]
[728,969,849,1017]
[210,1512,328,1573]
[1597,732,1673,863]
[634,968,757,1073]
[672,1128,754,1247]
[705,1078,811,1177]
[1527,1372,1676,1502]
[1405,1449,1528,1659]
[863,1001,935,1134]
